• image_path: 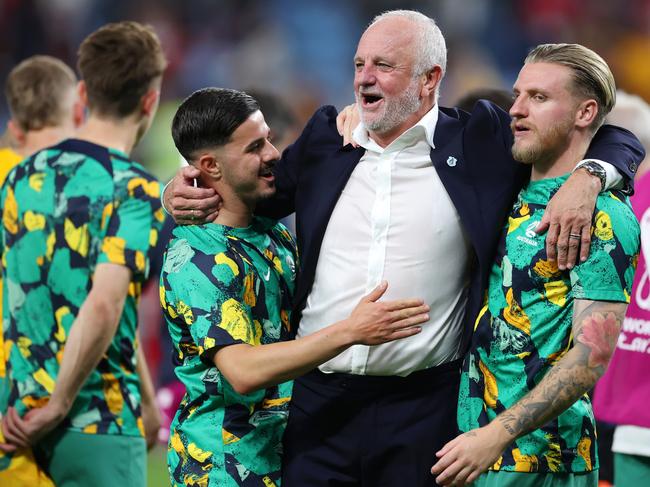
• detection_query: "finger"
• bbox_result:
[389,305,430,323]
[453,465,476,487]
[383,298,426,312]
[431,445,459,474]
[435,459,466,485]
[465,469,482,485]
[203,209,220,223]
[0,419,25,447]
[579,224,592,262]
[336,110,345,136]
[363,281,388,303]
[536,210,550,235]
[344,108,355,146]
[171,192,220,212]
[8,407,30,438]
[2,411,29,448]
[0,442,17,453]
[436,437,460,457]
[180,165,201,180]
[566,226,582,270]
[555,222,570,270]
[545,221,560,262]
[172,206,219,223]
[172,186,217,203]
[343,118,351,146]
[391,312,430,330]
[386,326,422,340]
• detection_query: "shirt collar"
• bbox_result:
[352,104,439,152]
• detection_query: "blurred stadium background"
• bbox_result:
[0,0,648,485]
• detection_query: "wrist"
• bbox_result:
[333,319,359,347]
[574,161,607,191]
[491,417,517,446]
[44,398,69,423]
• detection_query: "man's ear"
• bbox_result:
[77,80,88,107]
[141,89,160,117]
[575,99,598,128]
[72,98,86,129]
[420,65,443,98]
[197,153,222,180]
[7,120,26,147]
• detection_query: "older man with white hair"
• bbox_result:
[163,10,643,486]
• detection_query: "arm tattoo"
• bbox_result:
[496,300,627,439]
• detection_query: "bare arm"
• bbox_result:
[136,335,161,450]
[0,263,131,450]
[431,299,627,486]
[214,281,429,395]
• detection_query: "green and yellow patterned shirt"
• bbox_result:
[458,174,639,473]
[0,139,164,438]
[161,218,297,487]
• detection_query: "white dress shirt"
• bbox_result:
[298,106,471,376]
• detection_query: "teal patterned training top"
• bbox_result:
[458,174,639,473]
[0,138,163,438]
[161,218,297,486]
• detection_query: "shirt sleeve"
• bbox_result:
[570,195,641,302]
[97,175,163,282]
[161,238,258,360]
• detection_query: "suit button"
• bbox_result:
[630,162,638,172]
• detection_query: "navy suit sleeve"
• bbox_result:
[584,125,645,191]
[256,107,326,219]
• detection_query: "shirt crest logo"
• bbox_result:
[517,221,541,246]
[446,156,457,167]
[525,221,540,238]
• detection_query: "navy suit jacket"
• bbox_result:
[259,102,644,355]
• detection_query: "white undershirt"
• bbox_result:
[297,106,471,376]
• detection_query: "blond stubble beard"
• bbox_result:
[511,116,574,166]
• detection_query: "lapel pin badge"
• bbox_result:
[446,156,457,167]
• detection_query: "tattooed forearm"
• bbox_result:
[496,299,627,440]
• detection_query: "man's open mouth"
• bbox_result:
[512,122,531,136]
[361,93,384,107]
[259,168,275,181]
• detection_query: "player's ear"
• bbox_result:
[196,153,222,180]
[7,119,26,147]
[77,81,88,107]
[575,99,598,128]
[141,88,160,117]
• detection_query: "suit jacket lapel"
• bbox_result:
[430,109,487,262]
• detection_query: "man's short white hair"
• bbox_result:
[368,10,447,78]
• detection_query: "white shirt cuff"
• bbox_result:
[160,179,173,215]
[574,159,623,190]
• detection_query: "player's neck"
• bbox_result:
[18,126,74,157]
[75,115,140,156]
[214,195,254,229]
[530,136,591,181]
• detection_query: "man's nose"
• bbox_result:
[356,65,376,86]
[263,141,280,164]
[509,96,526,118]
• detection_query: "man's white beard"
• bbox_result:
[360,77,422,134]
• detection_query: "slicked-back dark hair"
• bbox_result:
[172,88,260,162]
